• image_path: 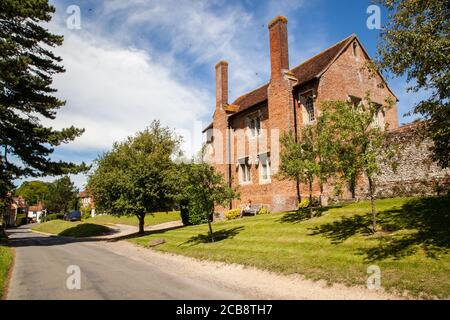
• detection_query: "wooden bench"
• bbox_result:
[241,204,263,217]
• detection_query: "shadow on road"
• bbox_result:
[107,225,185,242]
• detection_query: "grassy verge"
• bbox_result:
[88,211,180,227]
[129,196,450,299]
[32,220,112,238]
[0,231,13,299]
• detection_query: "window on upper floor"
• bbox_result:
[352,41,359,58]
[299,91,315,124]
[246,114,261,138]
[349,95,363,109]
[371,102,385,129]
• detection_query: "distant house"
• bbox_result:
[4,196,28,227]
[79,190,96,217]
[28,201,46,223]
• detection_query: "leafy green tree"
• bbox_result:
[376,0,450,168]
[279,130,320,218]
[46,176,79,213]
[176,162,237,242]
[0,0,88,208]
[15,181,49,205]
[88,121,181,234]
[320,98,395,232]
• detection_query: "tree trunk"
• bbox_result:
[319,182,324,207]
[207,216,214,243]
[368,176,377,232]
[309,179,313,219]
[138,214,145,234]
[296,177,301,204]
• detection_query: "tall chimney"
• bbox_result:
[268,16,289,81]
[215,60,228,109]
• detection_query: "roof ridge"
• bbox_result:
[290,34,355,72]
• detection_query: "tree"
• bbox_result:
[279,130,320,218]
[88,121,180,234]
[177,162,237,242]
[320,98,395,232]
[0,1,88,207]
[46,176,79,213]
[15,180,49,205]
[376,0,450,168]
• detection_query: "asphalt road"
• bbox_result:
[6,225,245,300]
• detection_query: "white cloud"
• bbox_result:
[46,28,210,154]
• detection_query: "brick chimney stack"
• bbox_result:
[268,16,289,81]
[215,60,228,109]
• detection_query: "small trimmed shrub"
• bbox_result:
[258,206,270,215]
[225,208,241,220]
[43,213,64,222]
[298,198,310,208]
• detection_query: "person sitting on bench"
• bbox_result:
[240,199,252,218]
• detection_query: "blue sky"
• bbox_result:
[17,0,423,189]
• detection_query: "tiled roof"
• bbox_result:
[229,35,355,115]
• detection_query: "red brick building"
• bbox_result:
[204,16,398,213]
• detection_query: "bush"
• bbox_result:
[225,208,241,220]
[179,200,190,225]
[298,198,310,208]
[186,205,209,225]
[81,211,91,221]
[43,213,64,222]
[15,213,27,226]
[258,206,270,215]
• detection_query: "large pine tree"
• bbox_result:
[0,1,87,205]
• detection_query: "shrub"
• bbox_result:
[179,200,190,225]
[298,198,310,208]
[187,205,209,225]
[225,208,241,220]
[15,213,27,226]
[258,206,270,215]
[43,213,64,222]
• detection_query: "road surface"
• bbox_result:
[6,225,245,300]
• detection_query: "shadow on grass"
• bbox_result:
[180,226,245,247]
[310,196,450,261]
[278,205,343,224]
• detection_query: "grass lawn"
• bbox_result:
[129,196,450,299]
[0,231,13,299]
[32,220,112,238]
[88,211,180,227]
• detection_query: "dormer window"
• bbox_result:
[299,91,315,124]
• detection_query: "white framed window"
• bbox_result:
[246,114,261,138]
[299,91,315,124]
[258,153,271,183]
[238,157,251,184]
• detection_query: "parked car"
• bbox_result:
[64,211,81,221]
